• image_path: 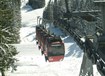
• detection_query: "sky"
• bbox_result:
[1,0,101,76]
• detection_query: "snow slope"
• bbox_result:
[4,0,101,76]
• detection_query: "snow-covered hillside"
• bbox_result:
[4,0,101,76]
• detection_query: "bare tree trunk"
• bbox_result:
[79,53,93,76]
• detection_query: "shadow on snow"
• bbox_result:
[64,36,83,58]
[65,43,83,58]
[63,36,74,43]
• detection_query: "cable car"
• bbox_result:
[36,26,43,44]
[44,36,65,62]
[36,26,46,48]
[40,33,51,55]
[36,26,65,62]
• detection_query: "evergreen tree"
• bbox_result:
[53,0,66,21]
[0,0,21,76]
[43,0,54,22]
[28,0,45,9]
[0,0,21,44]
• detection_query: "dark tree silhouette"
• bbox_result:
[28,0,45,9]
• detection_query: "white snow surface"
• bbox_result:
[3,0,101,76]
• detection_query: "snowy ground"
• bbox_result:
[3,0,101,76]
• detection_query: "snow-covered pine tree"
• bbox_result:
[52,0,66,27]
[43,0,53,23]
[0,43,18,76]
[0,0,21,44]
[0,0,21,76]
[53,0,66,20]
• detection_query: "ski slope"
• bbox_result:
[5,0,101,76]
